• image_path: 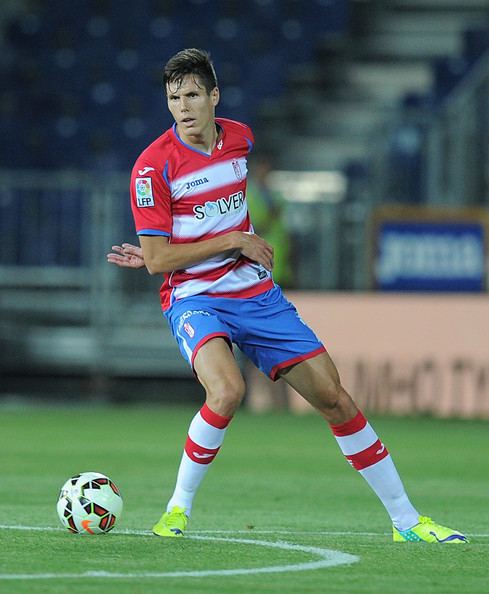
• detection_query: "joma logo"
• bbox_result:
[186,177,209,190]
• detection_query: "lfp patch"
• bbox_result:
[135,177,154,207]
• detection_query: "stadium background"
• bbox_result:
[1,0,489,415]
[1,2,489,591]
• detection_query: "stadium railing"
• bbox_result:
[0,170,191,383]
[424,46,489,206]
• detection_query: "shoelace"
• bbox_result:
[418,516,435,526]
[165,510,186,527]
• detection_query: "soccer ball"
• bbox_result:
[57,471,123,534]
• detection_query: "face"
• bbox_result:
[166,74,219,143]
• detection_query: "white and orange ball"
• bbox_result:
[57,471,123,534]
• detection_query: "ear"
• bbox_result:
[211,87,220,107]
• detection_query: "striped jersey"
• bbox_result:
[130,117,273,311]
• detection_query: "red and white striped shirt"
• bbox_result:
[130,118,273,311]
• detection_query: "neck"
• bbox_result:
[178,121,218,155]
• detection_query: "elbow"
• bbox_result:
[146,262,163,275]
[146,265,160,275]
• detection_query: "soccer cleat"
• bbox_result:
[152,506,188,537]
[393,516,469,544]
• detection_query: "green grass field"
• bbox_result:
[0,405,488,594]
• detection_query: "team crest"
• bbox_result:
[232,159,243,180]
[183,322,195,338]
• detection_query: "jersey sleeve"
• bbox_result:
[216,118,255,153]
[232,120,255,153]
[242,124,255,153]
[130,163,172,237]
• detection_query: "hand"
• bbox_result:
[106,243,145,269]
[236,232,274,271]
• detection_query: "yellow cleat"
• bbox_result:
[393,516,468,543]
[152,506,188,537]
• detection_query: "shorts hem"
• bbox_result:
[190,332,233,369]
[269,346,326,381]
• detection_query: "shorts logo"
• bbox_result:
[183,321,195,338]
[177,310,210,336]
[232,159,243,180]
[135,177,154,207]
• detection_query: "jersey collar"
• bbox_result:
[172,122,224,158]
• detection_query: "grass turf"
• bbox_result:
[0,405,487,593]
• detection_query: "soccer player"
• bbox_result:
[107,48,468,544]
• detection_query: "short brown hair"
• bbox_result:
[163,48,218,95]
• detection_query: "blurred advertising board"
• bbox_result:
[284,293,489,419]
[370,206,489,292]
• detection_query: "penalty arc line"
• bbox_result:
[0,525,359,580]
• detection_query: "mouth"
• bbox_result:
[181,118,195,125]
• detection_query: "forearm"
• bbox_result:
[142,232,241,274]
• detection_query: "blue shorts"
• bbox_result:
[164,285,326,380]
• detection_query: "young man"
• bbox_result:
[107,48,468,543]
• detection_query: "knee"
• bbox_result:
[313,380,358,424]
[318,379,344,410]
[206,376,246,417]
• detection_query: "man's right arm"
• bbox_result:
[140,232,274,275]
[128,154,273,275]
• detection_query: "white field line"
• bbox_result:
[0,525,359,580]
[0,524,380,536]
[1,524,487,537]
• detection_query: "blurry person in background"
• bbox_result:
[107,48,468,545]
[245,152,293,411]
[246,153,292,288]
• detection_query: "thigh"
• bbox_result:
[193,336,244,397]
[280,351,357,419]
[280,350,340,398]
[166,299,245,415]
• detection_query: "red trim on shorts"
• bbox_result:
[346,439,389,470]
[190,332,232,369]
[330,411,367,437]
[184,435,220,464]
[269,346,326,381]
[200,402,232,429]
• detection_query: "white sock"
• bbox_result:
[167,403,232,516]
[330,411,419,531]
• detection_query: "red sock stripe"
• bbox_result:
[200,403,232,429]
[345,439,389,470]
[184,436,220,465]
[330,411,367,436]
